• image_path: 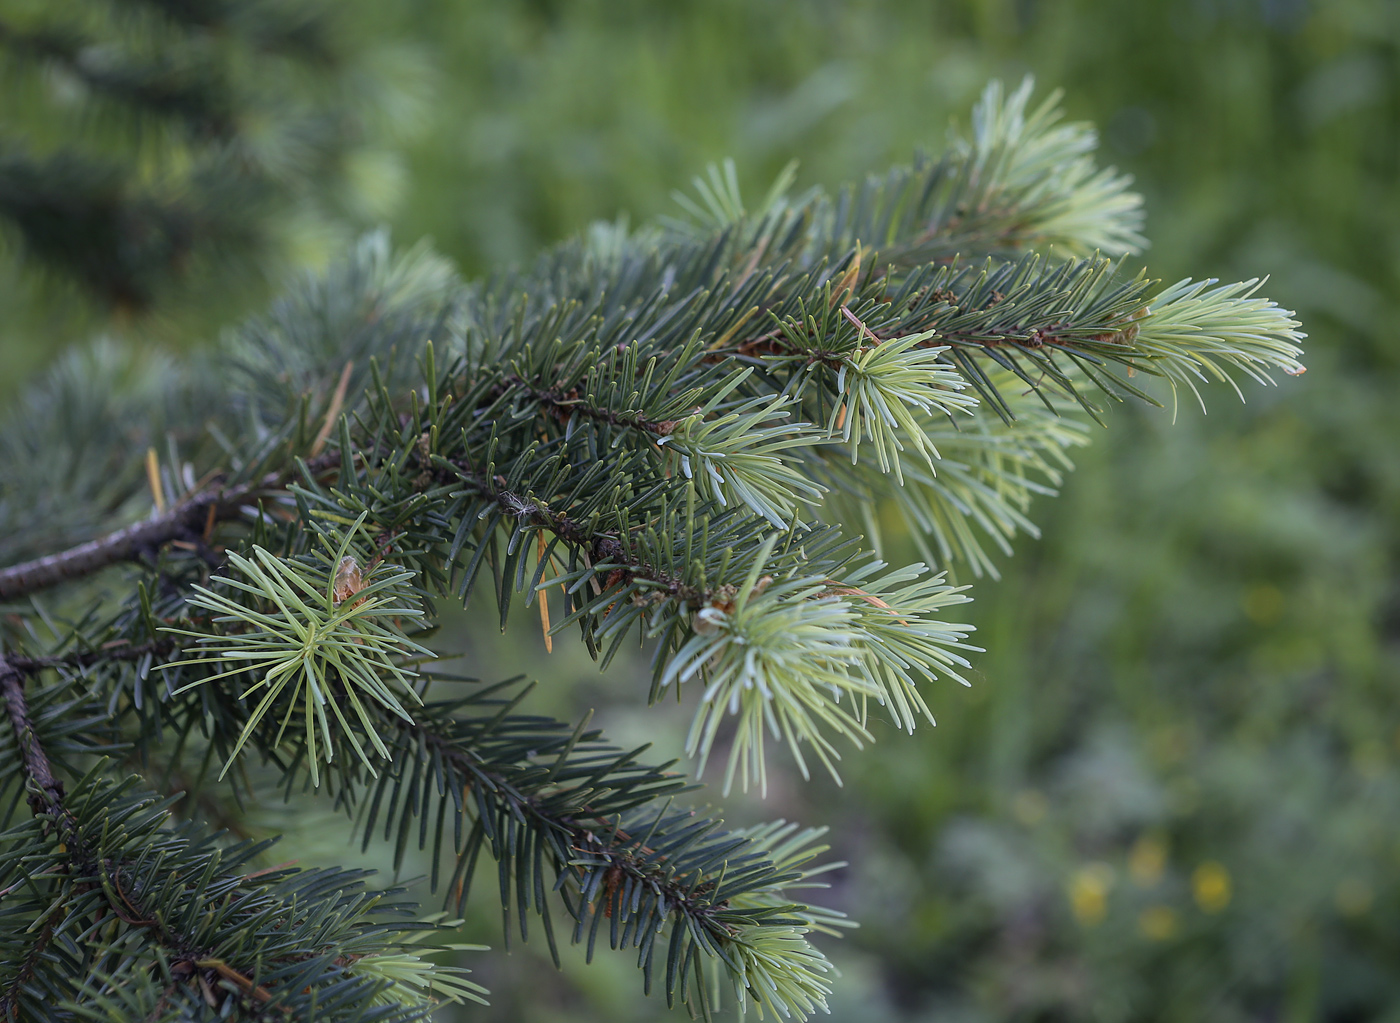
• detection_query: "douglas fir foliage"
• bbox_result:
[0,81,1303,1020]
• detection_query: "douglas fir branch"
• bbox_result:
[0,81,1302,1022]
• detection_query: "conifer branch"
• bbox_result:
[0,76,1308,1020]
[0,660,484,1020]
[313,686,846,1019]
[0,660,262,1011]
[11,619,839,1018]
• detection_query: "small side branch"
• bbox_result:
[0,656,74,832]
[440,460,711,605]
[6,639,176,674]
[398,709,739,941]
[501,376,683,436]
[0,489,247,602]
[0,453,342,601]
[0,655,290,1018]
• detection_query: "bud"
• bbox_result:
[333,556,365,604]
[692,606,727,636]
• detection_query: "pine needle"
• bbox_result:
[312,360,355,456]
[538,533,553,653]
[144,448,166,513]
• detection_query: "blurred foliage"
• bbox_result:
[0,0,429,390]
[4,0,1399,1021]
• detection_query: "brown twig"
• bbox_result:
[0,655,82,1019]
[495,376,682,436]
[0,452,342,602]
[0,656,75,832]
[437,458,712,607]
[311,361,355,456]
[0,915,55,1023]
[6,639,176,674]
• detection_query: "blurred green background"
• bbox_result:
[3,1,1398,1020]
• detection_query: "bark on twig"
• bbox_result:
[0,656,76,834]
[0,453,341,601]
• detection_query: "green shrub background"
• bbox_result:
[4,2,1397,1020]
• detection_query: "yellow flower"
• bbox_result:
[1068,863,1115,926]
[1138,905,1179,940]
[1129,835,1167,888]
[1241,584,1284,624]
[1192,861,1231,913]
[1335,878,1374,918]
